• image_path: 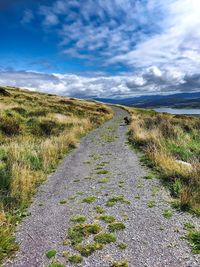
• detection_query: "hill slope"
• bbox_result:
[0,86,112,262]
[95,92,200,108]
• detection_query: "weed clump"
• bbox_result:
[94,206,105,214]
[108,222,126,232]
[68,254,83,263]
[106,196,130,207]
[117,243,127,249]
[111,261,129,267]
[186,231,200,254]
[75,242,103,257]
[163,209,173,219]
[147,200,156,208]
[96,170,110,175]
[59,200,67,204]
[99,215,115,223]
[94,232,116,244]
[82,196,96,204]
[67,223,101,244]
[46,249,57,259]
[70,215,86,223]
[48,259,65,267]
[98,177,109,183]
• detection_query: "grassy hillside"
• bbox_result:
[127,107,200,216]
[0,86,112,262]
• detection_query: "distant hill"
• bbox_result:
[94,92,200,108]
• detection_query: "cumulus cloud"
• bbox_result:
[35,0,200,72]
[0,69,199,99]
[6,0,200,97]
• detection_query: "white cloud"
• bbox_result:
[0,69,199,99]
[14,0,200,97]
[35,0,200,77]
[109,0,200,75]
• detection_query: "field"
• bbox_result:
[0,86,112,262]
[127,107,200,216]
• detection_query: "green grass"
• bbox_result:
[68,254,83,263]
[63,239,70,245]
[94,206,105,214]
[163,209,173,219]
[106,196,131,207]
[83,161,91,164]
[111,261,129,267]
[98,215,116,223]
[70,215,86,223]
[67,223,101,245]
[75,242,103,257]
[82,196,96,204]
[186,231,200,254]
[59,200,67,204]
[143,172,157,180]
[62,251,69,257]
[98,177,109,183]
[46,249,57,259]
[94,232,117,244]
[147,200,156,208]
[96,170,110,175]
[73,179,80,183]
[108,222,126,232]
[135,195,140,199]
[117,242,127,250]
[184,222,195,230]
[48,260,65,267]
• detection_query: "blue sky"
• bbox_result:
[0,0,200,98]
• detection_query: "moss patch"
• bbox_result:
[108,222,126,232]
[96,170,110,175]
[67,223,101,245]
[82,196,96,204]
[70,215,86,223]
[59,200,67,204]
[98,177,109,183]
[106,196,130,207]
[163,209,173,219]
[94,206,105,214]
[111,261,129,267]
[46,249,57,259]
[48,260,65,267]
[147,200,156,208]
[68,254,83,263]
[186,230,200,254]
[117,242,127,250]
[75,242,103,257]
[99,215,115,223]
[94,232,116,244]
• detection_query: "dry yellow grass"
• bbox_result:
[126,107,200,215]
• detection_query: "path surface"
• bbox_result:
[6,107,199,267]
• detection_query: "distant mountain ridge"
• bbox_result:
[94,92,200,108]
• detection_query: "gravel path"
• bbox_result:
[6,106,200,267]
